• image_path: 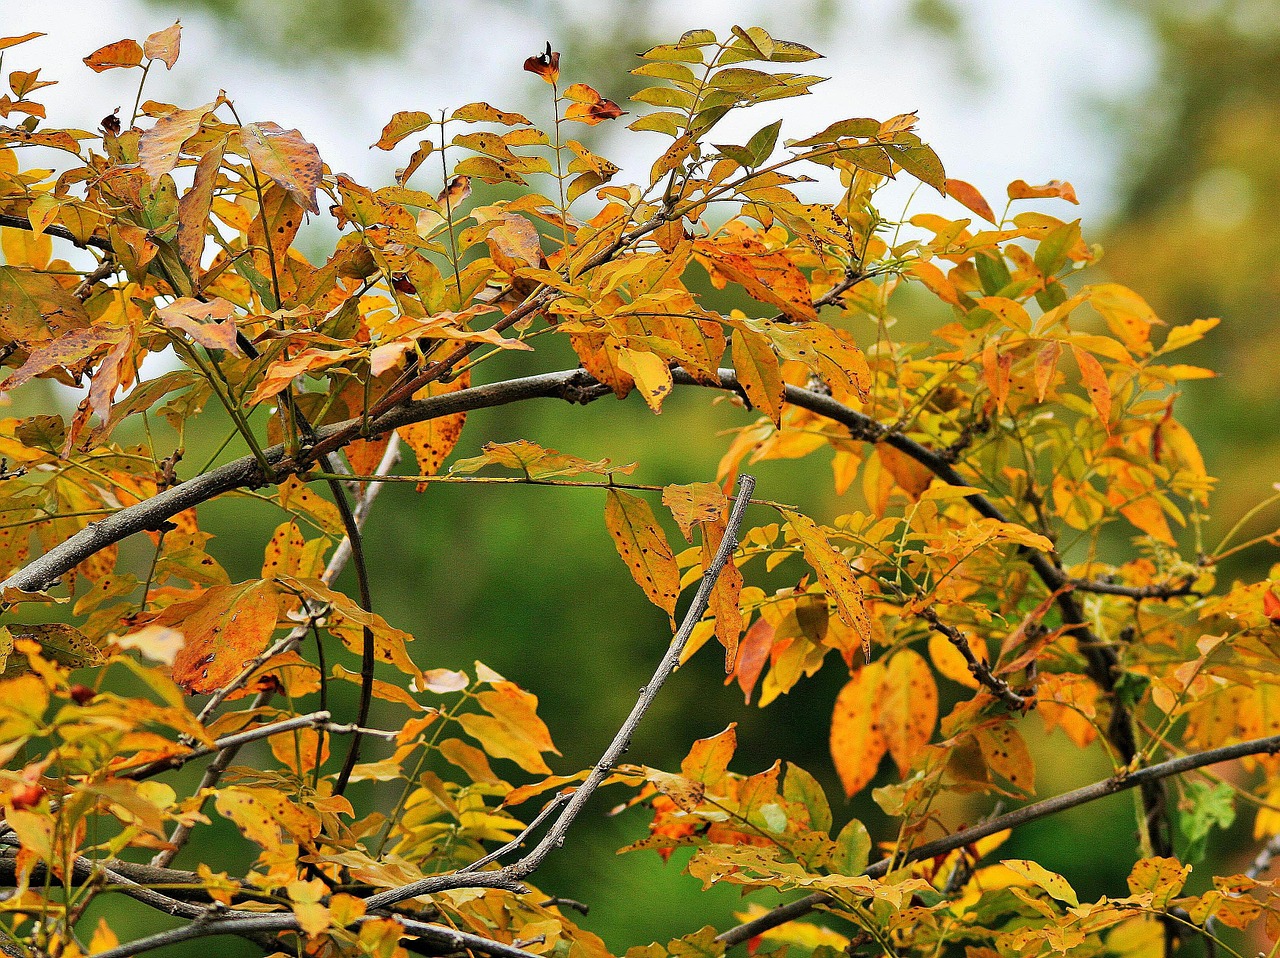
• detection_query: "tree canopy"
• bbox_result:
[0,20,1276,958]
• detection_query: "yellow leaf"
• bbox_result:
[1004,859,1079,906]
[974,722,1035,793]
[397,371,470,485]
[605,489,681,624]
[784,510,872,659]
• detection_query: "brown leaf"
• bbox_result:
[523,42,560,84]
[242,122,323,215]
[143,22,181,69]
[162,580,280,694]
[83,39,144,73]
[177,135,226,281]
[0,324,125,392]
[605,489,681,625]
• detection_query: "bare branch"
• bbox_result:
[363,474,756,911]
[1069,575,1200,600]
[123,711,332,780]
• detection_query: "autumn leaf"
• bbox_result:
[155,297,241,353]
[158,580,280,694]
[945,177,997,224]
[83,38,144,72]
[1008,179,1079,204]
[783,510,871,659]
[397,372,470,485]
[605,489,682,626]
[456,680,560,774]
[830,663,887,798]
[879,649,937,777]
[1071,344,1112,430]
[241,122,324,214]
[731,326,785,426]
[523,42,560,84]
[138,101,218,184]
[143,22,181,69]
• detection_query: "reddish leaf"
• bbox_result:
[523,42,560,84]
[83,39,144,73]
[945,177,997,224]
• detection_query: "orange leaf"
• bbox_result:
[1071,344,1111,431]
[1007,179,1078,204]
[155,297,241,353]
[83,39,144,73]
[730,616,774,704]
[139,101,218,185]
[974,722,1035,793]
[605,489,681,625]
[456,681,559,774]
[143,22,181,69]
[681,724,736,786]
[397,372,470,486]
[695,232,818,322]
[785,510,872,659]
[177,135,227,280]
[373,111,433,151]
[242,122,323,215]
[161,580,280,694]
[945,177,997,224]
[1034,341,1060,402]
[830,663,887,798]
[731,326,785,426]
[879,649,937,777]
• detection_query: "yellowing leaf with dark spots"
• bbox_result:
[277,475,345,537]
[457,681,559,774]
[662,482,727,542]
[246,184,305,302]
[373,111,434,150]
[731,326,784,426]
[241,122,323,215]
[215,784,321,849]
[614,347,673,412]
[261,521,327,581]
[1004,859,1079,907]
[1086,283,1159,354]
[681,723,736,786]
[161,580,280,694]
[783,509,871,659]
[694,232,818,323]
[5,622,105,671]
[649,770,706,812]
[1127,856,1191,909]
[830,663,887,798]
[1071,344,1111,431]
[974,722,1034,794]
[397,371,470,486]
[605,488,681,625]
[878,649,937,777]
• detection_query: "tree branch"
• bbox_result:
[713,730,1280,947]
[363,473,756,910]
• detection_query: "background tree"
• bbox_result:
[0,19,1278,958]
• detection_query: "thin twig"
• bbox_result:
[123,711,332,780]
[1068,575,1199,600]
[363,474,756,910]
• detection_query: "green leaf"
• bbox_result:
[1178,780,1236,863]
[830,817,871,876]
[783,762,832,834]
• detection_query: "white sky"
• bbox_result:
[2,0,1157,227]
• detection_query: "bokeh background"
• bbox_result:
[3,0,1279,951]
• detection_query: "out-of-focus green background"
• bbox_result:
[5,0,1279,951]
